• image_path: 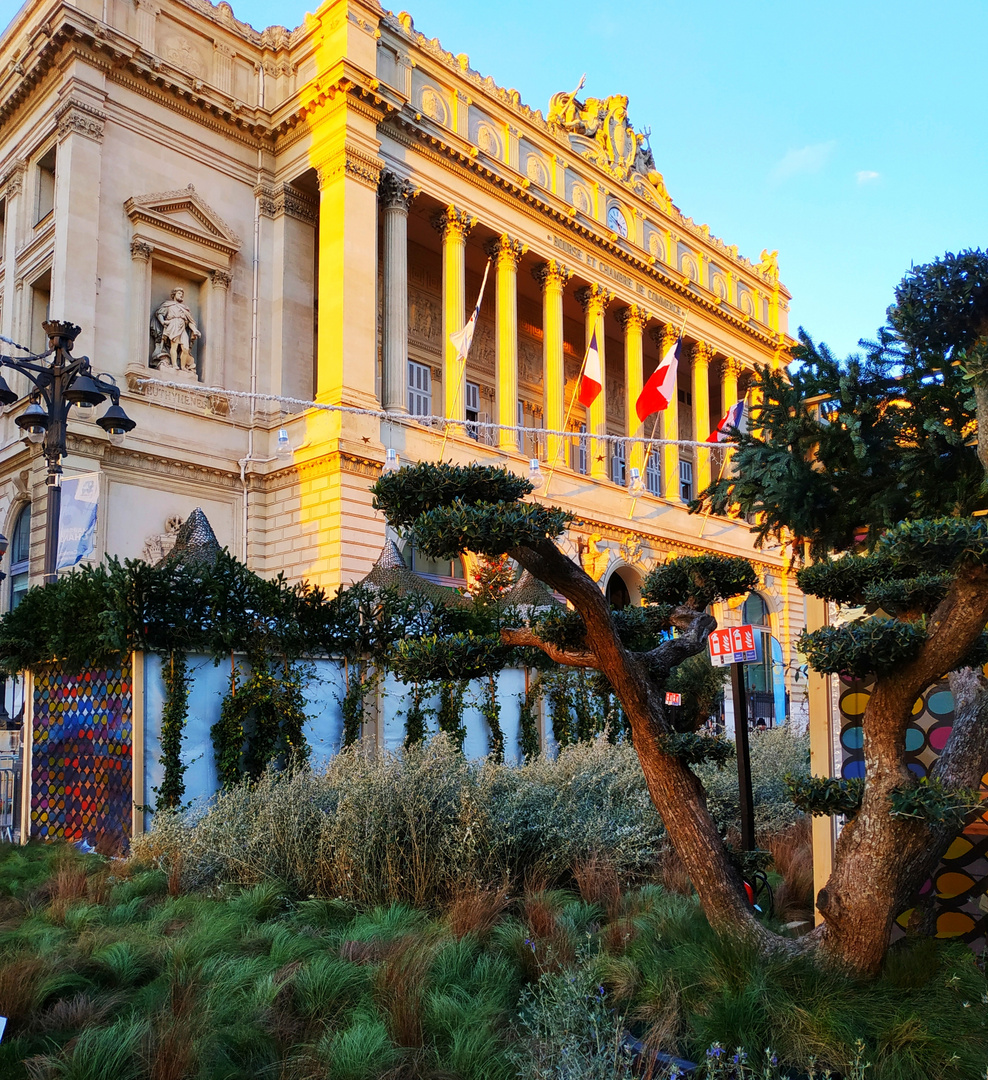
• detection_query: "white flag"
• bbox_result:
[449,260,491,361]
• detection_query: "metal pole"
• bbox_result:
[731,660,756,852]
[42,355,67,585]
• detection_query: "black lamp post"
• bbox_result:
[0,321,136,584]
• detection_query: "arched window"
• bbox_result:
[743,592,770,628]
[742,591,778,727]
[8,504,30,610]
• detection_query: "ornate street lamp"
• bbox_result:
[0,321,136,584]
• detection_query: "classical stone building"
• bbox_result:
[0,0,804,722]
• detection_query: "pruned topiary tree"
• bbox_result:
[694,250,988,976]
[371,461,772,952]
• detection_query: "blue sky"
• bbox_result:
[231,0,984,358]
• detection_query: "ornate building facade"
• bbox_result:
[0,0,804,722]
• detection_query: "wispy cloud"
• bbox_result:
[770,140,837,184]
[856,170,880,184]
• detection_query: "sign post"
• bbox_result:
[709,624,761,851]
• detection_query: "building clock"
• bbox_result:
[607,205,628,237]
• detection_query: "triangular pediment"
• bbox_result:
[125,185,241,256]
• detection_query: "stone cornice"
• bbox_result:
[385,120,790,356]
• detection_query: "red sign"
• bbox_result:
[664,692,682,706]
[708,624,760,666]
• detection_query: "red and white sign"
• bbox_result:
[708,624,760,667]
[664,692,682,706]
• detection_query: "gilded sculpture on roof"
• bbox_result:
[547,77,671,207]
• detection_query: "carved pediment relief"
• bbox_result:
[125,185,242,257]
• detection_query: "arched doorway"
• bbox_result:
[604,565,643,609]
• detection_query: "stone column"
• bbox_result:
[432,206,476,424]
[50,99,106,350]
[576,284,613,480]
[692,340,712,493]
[533,260,571,464]
[0,163,24,343]
[722,356,742,414]
[379,172,416,414]
[128,239,153,369]
[617,305,650,475]
[485,234,526,452]
[651,323,680,500]
[205,269,231,386]
[313,139,384,408]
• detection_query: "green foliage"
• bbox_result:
[155,651,189,811]
[390,633,510,682]
[479,674,505,763]
[3,843,986,1080]
[695,272,988,557]
[212,659,310,788]
[887,248,988,359]
[877,515,988,570]
[409,500,571,561]
[798,619,927,678]
[862,575,950,617]
[0,549,345,677]
[796,551,902,607]
[642,554,758,611]
[664,654,729,732]
[888,776,985,828]
[436,680,467,750]
[371,461,534,529]
[340,662,372,749]
[660,731,735,767]
[469,554,516,609]
[787,775,865,818]
[518,684,541,763]
[403,683,429,748]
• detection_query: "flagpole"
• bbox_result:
[697,443,734,539]
[541,346,590,500]
[628,314,688,520]
[439,259,491,462]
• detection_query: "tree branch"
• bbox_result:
[499,627,599,668]
[643,608,718,680]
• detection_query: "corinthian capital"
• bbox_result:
[723,356,744,378]
[692,340,712,366]
[484,234,526,268]
[378,171,417,212]
[616,304,651,333]
[532,260,572,291]
[648,323,679,351]
[575,283,614,316]
[431,205,476,241]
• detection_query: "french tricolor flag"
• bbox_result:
[578,327,602,407]
[706,398,747,443]
[635,333,681,422]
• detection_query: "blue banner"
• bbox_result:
[56,473,99,571]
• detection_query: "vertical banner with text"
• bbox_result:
[56,472,99,571]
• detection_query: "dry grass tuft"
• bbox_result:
[572,852,622,919]
[522,890,575,970]
[444,883,511,940]
[601,916,639,954]
[0,954,48,1030]
[762,817,814,928]
[657,845,694,898]
[632,982,683,1079]
[374,934,436,1049]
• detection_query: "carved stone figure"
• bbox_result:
[151,288,200,371]
[757,249,780,282]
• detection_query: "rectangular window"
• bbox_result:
[465,380,480,440]
[29,270,51,355]
[677,388,692,406]
[572,423,588,475]
[646,449,661,495]
[36,147,55,224]
[679,459,693,502]
[407,360,431,417]
[611,439,626,486]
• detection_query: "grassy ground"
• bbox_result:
[0,842,986,1080]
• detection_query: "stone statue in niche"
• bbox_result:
[151,288,200,371]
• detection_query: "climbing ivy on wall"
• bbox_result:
[155,651,190,811]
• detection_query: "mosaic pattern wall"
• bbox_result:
[31,660,133,849]
[839,675,988,946]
